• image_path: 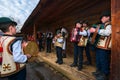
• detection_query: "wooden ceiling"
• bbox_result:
[21,0,110,33]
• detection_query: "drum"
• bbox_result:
[23,41,39,62]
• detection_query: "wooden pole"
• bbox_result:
[33,24,36,41]
[110,0,120,80]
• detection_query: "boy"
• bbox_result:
[0,17,31,80]
[61,27,68,58]
[53,30,63,64]
[70,20,87,71]
[90,11,111,80]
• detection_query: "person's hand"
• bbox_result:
[26,54,31,58]
[22,41,28,48]
[55,36,57,39]
[89,28,96,33]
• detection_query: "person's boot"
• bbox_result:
[58,61,63,65]
[62,53,66,58]
[78,66,82,71]
[83,61,92,65]
[55,60,59,63]
[70,63,77,67]
[92,70,101,77]
[95,73,107,80]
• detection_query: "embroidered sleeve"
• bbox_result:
[98,25,112,36]
[12,40,27,63]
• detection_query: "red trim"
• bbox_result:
[7,39,15,55]
[1,37,9,46]
[0,47,3,52]
[7,38,20,70]
[15,63,20,71]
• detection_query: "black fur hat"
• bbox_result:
[75,20,83,24]
[100,11,111,19]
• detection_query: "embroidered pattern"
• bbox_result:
[3,64,11,71]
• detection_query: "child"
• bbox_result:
[0,17,31,80]
[53,30,63,64]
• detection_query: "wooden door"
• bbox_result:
[111,0,120,80]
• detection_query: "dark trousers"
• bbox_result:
[78,46,84,67]
[46,39,52,53]
[85,43,92,64]
[8,67,26,80]
[73,43,84,67]
[39,40,44,51]
[56,46,63,63]
[96,48,110,75]
[73,43,79,64]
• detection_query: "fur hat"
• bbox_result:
[100,11,111,19]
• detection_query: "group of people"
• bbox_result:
[0,10,111,80]
[37,31,55,53]
[70,11,111,80]
[53,11,111,80]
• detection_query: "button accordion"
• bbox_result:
[70,28,81,43]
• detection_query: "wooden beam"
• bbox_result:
[110,0,120,80]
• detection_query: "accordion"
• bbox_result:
[78,36,88,47]
[70,28,81,43]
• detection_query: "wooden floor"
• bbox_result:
[37,51,96,80]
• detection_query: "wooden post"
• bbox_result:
[110,0,120,80]
[33,24,37,41]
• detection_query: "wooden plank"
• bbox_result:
[37,52,96,80]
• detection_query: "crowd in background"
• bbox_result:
[25,11,111,80]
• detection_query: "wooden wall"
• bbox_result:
[21,0,111,64]
[36,0,111,57]
[21,0,120,79]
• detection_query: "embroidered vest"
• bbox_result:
[78,27,88,47]
[0,36,25,77]
[54,36,63,48]
[97,22,111,50]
